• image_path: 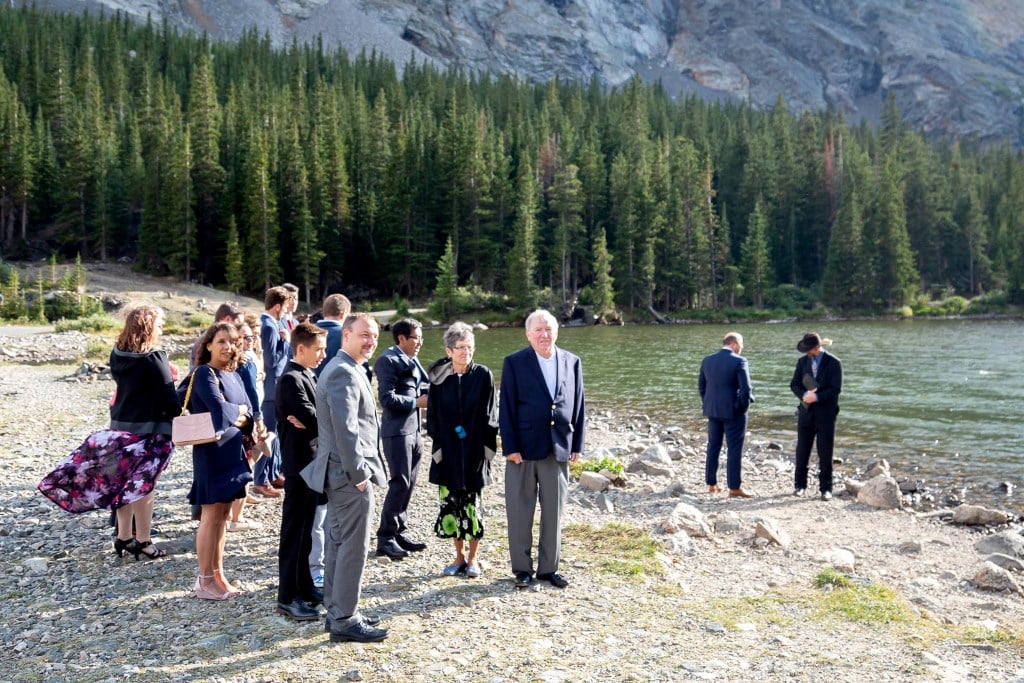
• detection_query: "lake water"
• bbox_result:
[413,318,1024,512]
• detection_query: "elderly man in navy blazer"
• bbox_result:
[698,331,755,498]
[500,309,586,589]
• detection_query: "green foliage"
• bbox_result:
[570,453,624,479]
[814,572,915,626]
[814,568,853,589]
[0,5,1021,312]
[54,312,118,332]
[432,236,459,321]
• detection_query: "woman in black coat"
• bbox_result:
[426,322,498,578]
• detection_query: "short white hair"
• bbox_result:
[525,309,558,331]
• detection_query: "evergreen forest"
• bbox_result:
[1,5,1023,318]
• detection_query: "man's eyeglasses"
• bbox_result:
[243,335,255,342]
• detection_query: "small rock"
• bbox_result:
[951,504,1012,526]
[663,502,712,538]
[579,471,610,492]
[844,478,865,496]
[23,557,49,573]
[974,531,1024,558]
[898,540,922,555]
[865,459,891,479]
[595,492,615,514]
[971,561,1024,594]
[856,475,902,510]
[984,553,1024,572]
[754,519,791,548]
[824,548,856,572]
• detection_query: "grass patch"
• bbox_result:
[814,567,852,589]
[54,312,118,332]
[564,522,663,578]
[689,594,798,630]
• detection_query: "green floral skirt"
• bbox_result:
[434,485,484,541]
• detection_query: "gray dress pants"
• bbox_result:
[504,454,568,576]
[324,468,373,627]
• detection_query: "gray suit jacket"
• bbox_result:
[302,349,386,493]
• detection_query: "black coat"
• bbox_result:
[425,358,498,492]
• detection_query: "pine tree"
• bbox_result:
[506,156,539,311]
[740,199,773,308]
[186,51,226,281]
[547,162,584,305]
[591,226,616,322]
[224,216,245,294]
[433,235,458,321]
[871,154,920,307]
[240,122,281,290]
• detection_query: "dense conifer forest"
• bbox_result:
[0,5,1022,317]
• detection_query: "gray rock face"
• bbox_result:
[40,0,1024,145]
[951,504,1013,526]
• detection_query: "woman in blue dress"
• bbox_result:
[187,321,254,600]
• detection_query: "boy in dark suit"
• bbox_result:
[791,332,843,500]
[274,322,327,621]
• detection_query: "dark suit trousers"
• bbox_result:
[505,455,568,576]
[376,432,422,540]
[794,412,836,493]
[277,477,317,604]
[705,415,747,490]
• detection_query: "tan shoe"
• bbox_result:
[253,484,281,498]
[728,488,755,498]
[708,484,722,493]
[245,494,260,505]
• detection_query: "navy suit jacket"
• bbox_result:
[314,319,343,379]
[260,311,290,404]
[698,348,754,420]
[373,345,425,437]
[790,349,842,422]
[499,346,586,462]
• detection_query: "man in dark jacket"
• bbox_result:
[699,331,755,498]
[274,322,326,621]
[790,332,843,500]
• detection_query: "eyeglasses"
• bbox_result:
[243,335,255,341]
[452,345,474,352]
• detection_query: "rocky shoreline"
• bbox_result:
[0,361,1022,682]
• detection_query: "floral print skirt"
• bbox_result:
[38,429,174,513]
[434,485,484,541]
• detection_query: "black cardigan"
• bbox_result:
[109,348,181,435]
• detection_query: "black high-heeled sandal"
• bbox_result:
[129,540,167,561]
[113,537,134,558]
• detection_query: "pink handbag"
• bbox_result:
[172,369,219,446]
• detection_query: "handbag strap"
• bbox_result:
[181,364,222,416]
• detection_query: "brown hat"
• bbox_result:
[797,333,822,353]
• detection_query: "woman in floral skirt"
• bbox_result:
[38,305,180,560]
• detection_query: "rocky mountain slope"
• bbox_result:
[39,0,1024,145]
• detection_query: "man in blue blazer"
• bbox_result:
[790,332,843,500]
[698,331,754,497]
[373,318,429,559]
[500,309,586,589]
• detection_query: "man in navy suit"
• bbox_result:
[373,318,429,559]
[500,309,586,589]
[790,332,843,501]
[698,331,754,498]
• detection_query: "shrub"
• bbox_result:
[55,312,119,332]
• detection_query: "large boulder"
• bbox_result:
[971,561,1024,595]
[627,444,675,477]
[662,502,712,538]
[856,475,903,510]
[579,471,611,492]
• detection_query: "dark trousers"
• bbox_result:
[277,477,317,604]
[376,432,422,541]
[254,401,281,486]
[794,412,836,493]
[705,415,747,490]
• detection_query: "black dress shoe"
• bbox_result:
[276,599,320,622]
[324,613,381,632]
[514,571,532,588]
[536,572,569,588]
[301,587,324,606]
[328,620,389,643]
[375,538,409,560]
[395,534,427,552]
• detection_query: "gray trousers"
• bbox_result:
[504,455,568,576]
[324,468,373,627]
[308,503,327,579]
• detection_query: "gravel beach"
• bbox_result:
[1,361,1022,683]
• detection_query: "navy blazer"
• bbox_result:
[314,319,343,379]
[260,311,290,404]
[790,349,843,421]
[374,345,425,437]
[698,348,754,419]
[499,346,586,462]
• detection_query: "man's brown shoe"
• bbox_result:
[270,476,286,489]
[708,485,722,493]
[728,488,755,498]
[253,484,281,498]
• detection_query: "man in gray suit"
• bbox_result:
[308,312,388,643]
[698,331,755,498]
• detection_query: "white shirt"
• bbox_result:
[536,349,558,399]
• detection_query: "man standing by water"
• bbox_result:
[791,333,843,501]
[500,309,586,589]
[699,331,754,498]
